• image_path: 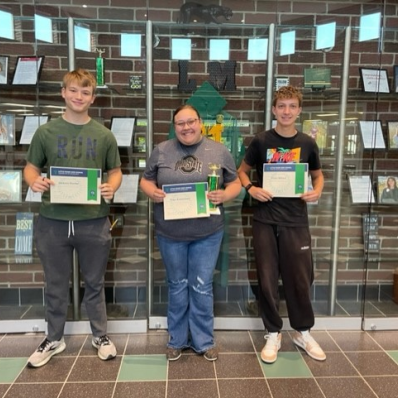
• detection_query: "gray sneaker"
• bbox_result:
[27,337,66,368]
[92,335,117,360]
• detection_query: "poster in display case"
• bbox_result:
[358,120,385,149]
[377,176,398,204]
[11,56,44,85]
[0,55,8,84]
[19,115,50,145]
[110,116,136,147]
[387,121,398,149]
[359,68,390,93]
[0,114,16,145]
[302,120,328,150]
[0,171,22,203]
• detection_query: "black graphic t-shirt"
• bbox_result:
[244,129,321,227]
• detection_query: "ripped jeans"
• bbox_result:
[156,229,223,353]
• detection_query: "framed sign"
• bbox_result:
[20,115,50,145]
[110,116,136,147]
[387,121,398,150]
[348,175,375,204]
[359,68,390,93]
[0,55,8,84]
[302,119,328,149]
[358,120,385,149]
[0,171,22,203]
[11,56,44,85]
[377,175,398,204]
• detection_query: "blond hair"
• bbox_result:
[62,68,96,91]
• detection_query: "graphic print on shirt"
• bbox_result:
[266,147,301,163]
[175,155,203,174]
[57,135,97,160]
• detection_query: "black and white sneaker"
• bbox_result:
[92,335,117,360]
[27,337,66,368]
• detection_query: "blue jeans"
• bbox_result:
[157,229,223,353]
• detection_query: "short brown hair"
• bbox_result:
[62,68,96,91]
[272,86,303,107]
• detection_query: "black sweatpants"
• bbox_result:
[253,220,315,332]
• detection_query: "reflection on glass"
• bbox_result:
[247,38,268,61]
[359,12,381,42]
[121,33,141,57]
[171,38,191,60]
[74,24,91,52]
[280,31,295,56]
[0,10,14,40]
[316,22,336,50]
[35,14,53,43]
[209,39,230,60]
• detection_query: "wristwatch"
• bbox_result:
[244,183,253,192]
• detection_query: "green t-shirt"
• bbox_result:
[26,117,121,221]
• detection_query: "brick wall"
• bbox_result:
[1,0,398,308]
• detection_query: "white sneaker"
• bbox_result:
[260,332,281,364]
[293,331,326,361]
[27,337,66,368]
[92,335,117,360]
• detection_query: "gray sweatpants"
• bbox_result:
[34,215,112,341]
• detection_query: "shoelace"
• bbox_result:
[96,335,111,346]
[37,339,52,352]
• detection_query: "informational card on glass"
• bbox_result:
[262,163,308,197]
[387,121,398,150]
[19,115,49,145]
[0,170,22,203]
[11,56,44,85]
[110,117,135,147]
[113,174,139,204]
[358,120,385,149]
[163,182,210,220]
[0,55,9,84]
[348,175,375,204]
[0,114,16,145]
[359,68,390,93]
[50,166,101,205]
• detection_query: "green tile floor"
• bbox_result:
[1,330,398,397]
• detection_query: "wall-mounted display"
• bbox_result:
[377,176,398,204]
[19,115,49,145]
[0,171,22,203]
[359,67,390,93]
[358,120,385,149]
[11,56,44,85]
[0,114,15,145]
[304,68,331,89]
[110,116,135,147]
[348,175,375,204]
[387,121,398,149]
[0,55,8,84]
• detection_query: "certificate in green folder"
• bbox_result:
[262,163,308,197]
[50,166,101,205]
[163,182,210,220]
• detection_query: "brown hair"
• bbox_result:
[272,85,303,107]
[173,104,201,122]
[62,68,97,91]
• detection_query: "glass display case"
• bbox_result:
[1,1,397,333]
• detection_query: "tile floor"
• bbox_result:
[1,329,398,398]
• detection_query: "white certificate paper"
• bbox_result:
[110,117,135,147]
[263,163,308,197]
[349,175,375,204]
[50,167,101,205]
[163,182,210,220]
[113,174,139,203]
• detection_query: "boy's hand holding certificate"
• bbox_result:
[263,163,308,197]
[50,166,101,205]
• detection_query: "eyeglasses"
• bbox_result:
[174,118,198,128]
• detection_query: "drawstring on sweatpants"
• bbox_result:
[68,220,75,238]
